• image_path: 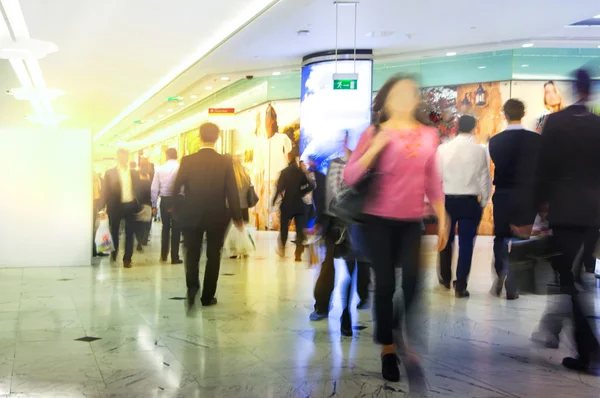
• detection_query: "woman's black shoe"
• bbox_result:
[381,353,400,382]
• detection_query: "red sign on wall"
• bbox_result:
[208,108,235,115]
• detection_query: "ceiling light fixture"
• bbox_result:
[205,86,213,90]
[521,64,529,67]
[93,0,279,142]
[8,87,64,101]
[272,71,281,76]
[158,114,164,118]
[168,109,173,112]
[178,102,185,106]
[190,94,198,99]
[221,77,230,81]
[478,66,486,69]
[446,52,457,56]
[522,43,534,48]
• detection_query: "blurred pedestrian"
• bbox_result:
[438,115,491,297]
[344,74,449,382]
[273,152,314,261]
[101,149,142,268]
[173,123,244,308]
[523,69,600,372]
[151,148,183,264]
[488,99,541,299]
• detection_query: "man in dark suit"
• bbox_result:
[522,69,600,372]
[488,99,541,299]
[174,123,243,307]
[101,148,142,268]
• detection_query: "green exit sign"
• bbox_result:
[334,79,358,90]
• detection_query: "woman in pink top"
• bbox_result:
[344,74,449,382]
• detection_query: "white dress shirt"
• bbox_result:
[438,134,491,207]
[151,159,180,207]
[118,167,134,203]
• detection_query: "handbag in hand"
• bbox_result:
[247,186,259,208]
[329,125,380,224]
[329,169,376,224]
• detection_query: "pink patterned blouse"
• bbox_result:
[344,125,444,220]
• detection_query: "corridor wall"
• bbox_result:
[0,128,92,267]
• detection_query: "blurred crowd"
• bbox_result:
[93,68,600,383]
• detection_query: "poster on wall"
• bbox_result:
[233,100,301,230]
[510,80,574,132]
[300,59,373,173]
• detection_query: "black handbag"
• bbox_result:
[247,186,259,208]
[329,169,376,224]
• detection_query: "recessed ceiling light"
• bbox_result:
[190,94,198,99]
[478,66,486,69]
[446,52,457,56]
[272,71,281,76]
[149,119,155,123]
[205,86,213,90]
[521,64,529,68]
[158,114,164,118]
[522,43,534,48]
[221,77,230,81]
[168,109,173,112]
[179,102,185,106]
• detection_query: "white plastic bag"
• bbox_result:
[95,219,115,254]
[225,225,255,256]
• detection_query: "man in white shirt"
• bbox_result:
[438,115,491,297]
[151,148,183,264]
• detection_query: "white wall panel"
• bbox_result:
[0,128,92,267]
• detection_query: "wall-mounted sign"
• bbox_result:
[208,108,235,115]
[333,79,358,90]
[166,96,184,102]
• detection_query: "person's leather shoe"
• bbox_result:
[171,259,183,265]
[506,292,520,300]
[201,298,218,307]
[455,289,470,298]
[110,252,117,263]
[381,353,400,382]
[123,260,132,268]
[562,357,589,372]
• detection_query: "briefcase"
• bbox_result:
[507,236,559,295]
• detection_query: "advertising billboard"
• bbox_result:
[300,59,373,172]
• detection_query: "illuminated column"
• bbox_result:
[299,49,373,169]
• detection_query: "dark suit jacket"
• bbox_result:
[274,162,314,215]
[173,148,242,229]
[489,127,541,227]
[535,105,600,227]
[101,168,142,215]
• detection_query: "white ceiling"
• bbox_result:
[0,0,599,156]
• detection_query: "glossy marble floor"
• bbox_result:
[0,229,599,397]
